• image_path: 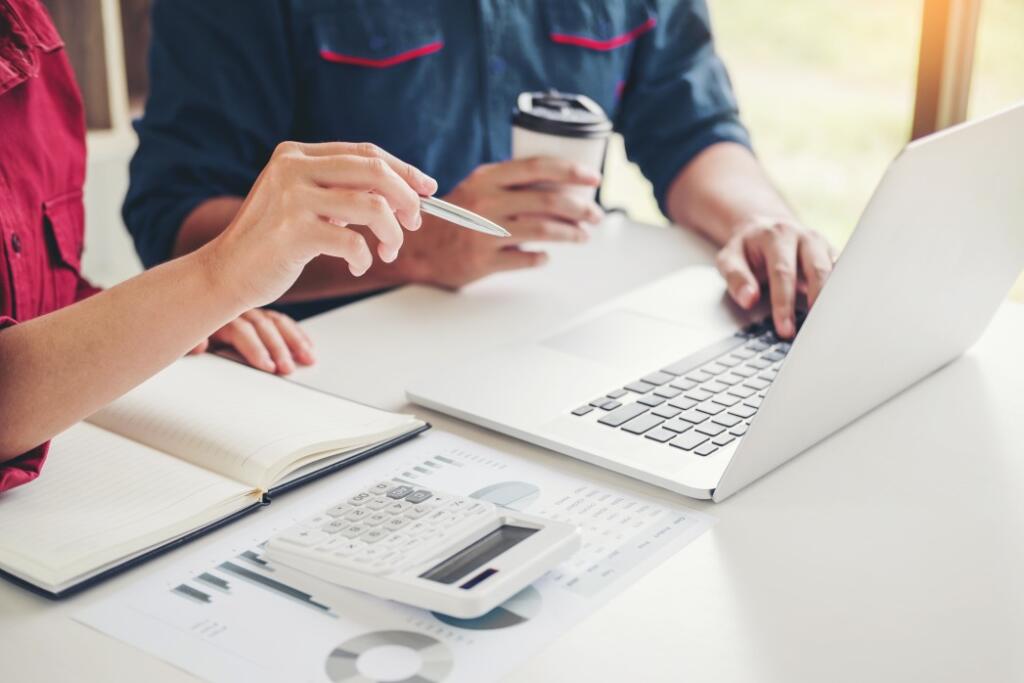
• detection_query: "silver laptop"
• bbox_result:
[407,103,1024,501]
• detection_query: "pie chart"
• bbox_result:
[325,630,453,683]
[432,585,542,630]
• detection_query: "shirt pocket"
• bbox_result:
[305,1,446,159]
[43,190,85,310]
[544,1,657,111]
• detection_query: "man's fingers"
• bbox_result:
[286,141,437,197]
[491,247,549,273]
[304,155,423,232]
[798,234,835,308]
[759,231,799,339]
[481,156,601,188]
[505,189,603,225]
[505,216,588,244]
[243,310,296,375]
[217,320,276,373]
[715,238,760,309]
[305,187,403,263]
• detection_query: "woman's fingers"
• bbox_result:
[265,310,315,366]
[305,154,424,233]
[214,319,276,373]
[288,141,438,197]
[300,186,404,263]
[241,310,296,374]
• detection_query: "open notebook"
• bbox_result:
[0,355,427,597]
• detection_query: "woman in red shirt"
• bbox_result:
[0,0,436,491]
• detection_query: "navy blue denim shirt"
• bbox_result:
[125,0,750,314]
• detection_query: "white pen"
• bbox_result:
[419,196,511,237]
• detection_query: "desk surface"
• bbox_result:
[2,216,1022,682]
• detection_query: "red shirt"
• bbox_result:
[0,0,97,492]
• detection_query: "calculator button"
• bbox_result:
[322,519,350,534]
[386,485,415,499]
[344,508,370,522]
[384,501,412,515]
[276,527,329,547]
[365,496,391,511]
[383,517,409,532]
[341,523,368,538]
[404,489,433,504]
[425,494,452,507]
[369,481,392,494]
[348,492,374,506]
[365,512,390,526]
[360,528,388,544]
[325,503,352,518]
[404,505,432,519]
[446,498,471,511]
[382,533,409,548]
[334,540,366,556]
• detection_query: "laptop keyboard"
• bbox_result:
[570,320,791,458]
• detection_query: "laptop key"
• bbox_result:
[625,380,656,394]
[746,358,772,370]
[746,340,769,352]
[669,431,708,451]
[715,373,743,386]
[729,404,757,419]
[730,349,756,360]
[730,366,756,378]
[685,370,715,383]
[652,405,682,419]
[695,423,725,437]
[712,434,735,447]
[669,378,698,391]
[727,386,756,399]
[730,425,749,437]
[711,393,740,407]
[607,388,628,399]
[712,413,742,428]
[703,381,731,394]
[590,397,611,408]
[685,389,714,402]
[762,351,786,362]
[744,377,771,391]
[621,413,665,435]
[694,443,719,457]
[695,401,725,415]
[715,356,740,367]
[662,418,693,433]
[661,334,748,376]
[600,400,621,410]
[572,405,594,416]
[642,371,675,386]
[598,403,648,427]
[644,427,677,443]
[678,409,709,424]
[637,395,665,407]
[653,386,683,399]
[668,396,698,410]
[745,396,764,409]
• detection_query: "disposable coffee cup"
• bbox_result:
[511,90,612,200]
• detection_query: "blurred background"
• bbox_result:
[41,0,1024,290]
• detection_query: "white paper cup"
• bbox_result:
[511,90,612,200]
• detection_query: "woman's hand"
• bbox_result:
[188,308,314,375]
[203,141,437,310]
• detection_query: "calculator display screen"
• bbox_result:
[420,525,537,585]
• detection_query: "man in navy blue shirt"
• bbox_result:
[125,0,835,338]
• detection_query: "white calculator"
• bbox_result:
[265,481,581,618]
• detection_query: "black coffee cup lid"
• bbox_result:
[513,90,612,139]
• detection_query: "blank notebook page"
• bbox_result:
[86,354,419,490]
[0,423,253,588]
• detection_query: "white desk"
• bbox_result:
[2,216,1022,682]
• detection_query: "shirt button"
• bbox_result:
[10,233,21,253]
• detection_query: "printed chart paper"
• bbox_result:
[76,431,714,682]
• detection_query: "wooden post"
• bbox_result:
[912,0,983,139]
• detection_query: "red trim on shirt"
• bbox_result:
[319,41,444,68]
[550,17,657,52]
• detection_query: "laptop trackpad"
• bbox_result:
[541,309,721,370]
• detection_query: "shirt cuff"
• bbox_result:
[653,117,752,219]
[0,316,49,493]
